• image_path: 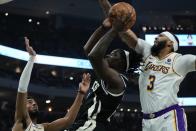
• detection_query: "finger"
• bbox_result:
[83,73,86,79]
[24,36,29,42]
[82,73,87,82]
[86,73,91,81]
[24,36,28,40]
[88,74,91,80]
[86,73,90,77]
[88,77,91,83]
[25,38,30,47]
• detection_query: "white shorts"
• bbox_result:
[142,108,187,131]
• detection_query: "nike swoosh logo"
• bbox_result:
[164,115,169,119]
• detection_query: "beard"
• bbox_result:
[151,40,167,56]
[29,110,39,120]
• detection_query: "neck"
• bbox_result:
[157,49,171,59]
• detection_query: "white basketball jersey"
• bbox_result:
[25,122,44,131]
[139,53,182,113]
[135,38,196,113]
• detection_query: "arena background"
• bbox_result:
[0,0,196,130]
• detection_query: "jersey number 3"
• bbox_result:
[147,75,155,91]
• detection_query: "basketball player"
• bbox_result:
[12,37,91,131]
[120,30,196,131]
[66,14,141,131]
[99,0,196,131]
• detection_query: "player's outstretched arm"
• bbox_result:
[83,0,114,56]
[43,73,91,131]
[98,0,111,17]
[119,29,138,49]
[14,37,36,127]
[174,54,196,76]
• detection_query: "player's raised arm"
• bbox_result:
[83,26,109,56]
[43,73,91,131]
[98,0,111,17]
[119,29,138,48]
[14,37,36,127]
[83,1,113,56]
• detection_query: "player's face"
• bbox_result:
[27,99,39,113]
[106,49,123,69]
[151,34,171,56]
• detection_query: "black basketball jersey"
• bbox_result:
[68,74,128,131]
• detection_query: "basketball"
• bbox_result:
[109,2,136,29]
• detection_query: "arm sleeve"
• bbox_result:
[173,54,196,76]
[135,38,152,60]
[18,56,35,93]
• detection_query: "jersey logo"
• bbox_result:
[165,58,172,65]
[164,115,170,119]
[144,61,170,74]
[92,81,99,92]
[167,58,171,62]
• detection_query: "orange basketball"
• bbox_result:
[109,2,136,29]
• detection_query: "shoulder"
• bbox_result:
[173,53,195,62]
[173,52,182,57]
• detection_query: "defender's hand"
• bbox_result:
[79,73,91,95]
[24,37,36,56]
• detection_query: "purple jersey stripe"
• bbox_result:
[175,108,186,131]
